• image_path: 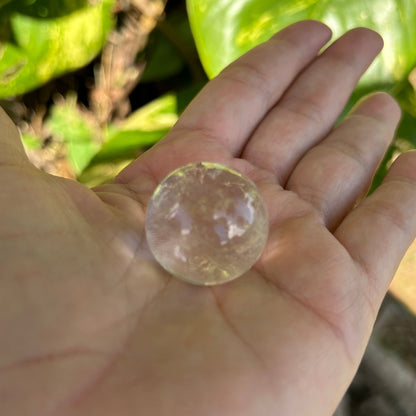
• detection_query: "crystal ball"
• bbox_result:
[145,162,269,285]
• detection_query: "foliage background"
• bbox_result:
[0,0,207,184]
[0,0,415,189]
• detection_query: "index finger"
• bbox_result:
[170,20,332,155]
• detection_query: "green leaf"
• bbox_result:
[141,9,197,82]
[21,132,42,150]
[187,0,416,88]
[0,0,87,19]
[122,93,179,131]
[79,84,202,184]
[89,84,202,165]
[0,0,116,98]
[46,98,99,175]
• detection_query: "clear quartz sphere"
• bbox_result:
[145,162,269,285]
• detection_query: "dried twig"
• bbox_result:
[91,0,168,125]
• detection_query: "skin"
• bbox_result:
[0,20,415,416]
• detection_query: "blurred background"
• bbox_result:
[0,0,415,414]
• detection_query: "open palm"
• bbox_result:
[1,21,415,416]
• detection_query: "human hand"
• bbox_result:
[1,20,415,416]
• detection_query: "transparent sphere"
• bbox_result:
[145,162,269,285]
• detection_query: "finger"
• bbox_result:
[115,21,332,185]
[0,107,27,166]
[335,151,416,309]
[169,20,332,155]
[242,28,384,184]
[286,92,401,230]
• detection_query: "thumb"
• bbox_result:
[0,106,29,166]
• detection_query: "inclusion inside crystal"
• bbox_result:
[145,162,269,285]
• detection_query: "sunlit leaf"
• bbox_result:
[89,84,201,164]
[0,0,115,98]
[92,129,170,164]
[46,99,99,175]
[188,0,416,191]
[21,132,42,150]
[79,85,202,184]
[187,0,416,88]
[122,93,179,131]
[390,79,416,152]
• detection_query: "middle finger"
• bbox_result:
[242,28,383,185]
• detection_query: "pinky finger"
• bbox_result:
[335,151,416,306]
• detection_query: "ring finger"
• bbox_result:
[286,92,401,230]
[242,28,383,185]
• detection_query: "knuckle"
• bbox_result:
[219,61,272,104]
[280,94,325,125]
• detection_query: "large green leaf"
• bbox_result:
[0,0,115,98]
[187,0,416,88]
[90,93,181,164]
[77,93,177,185]
[89,84,202,164]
